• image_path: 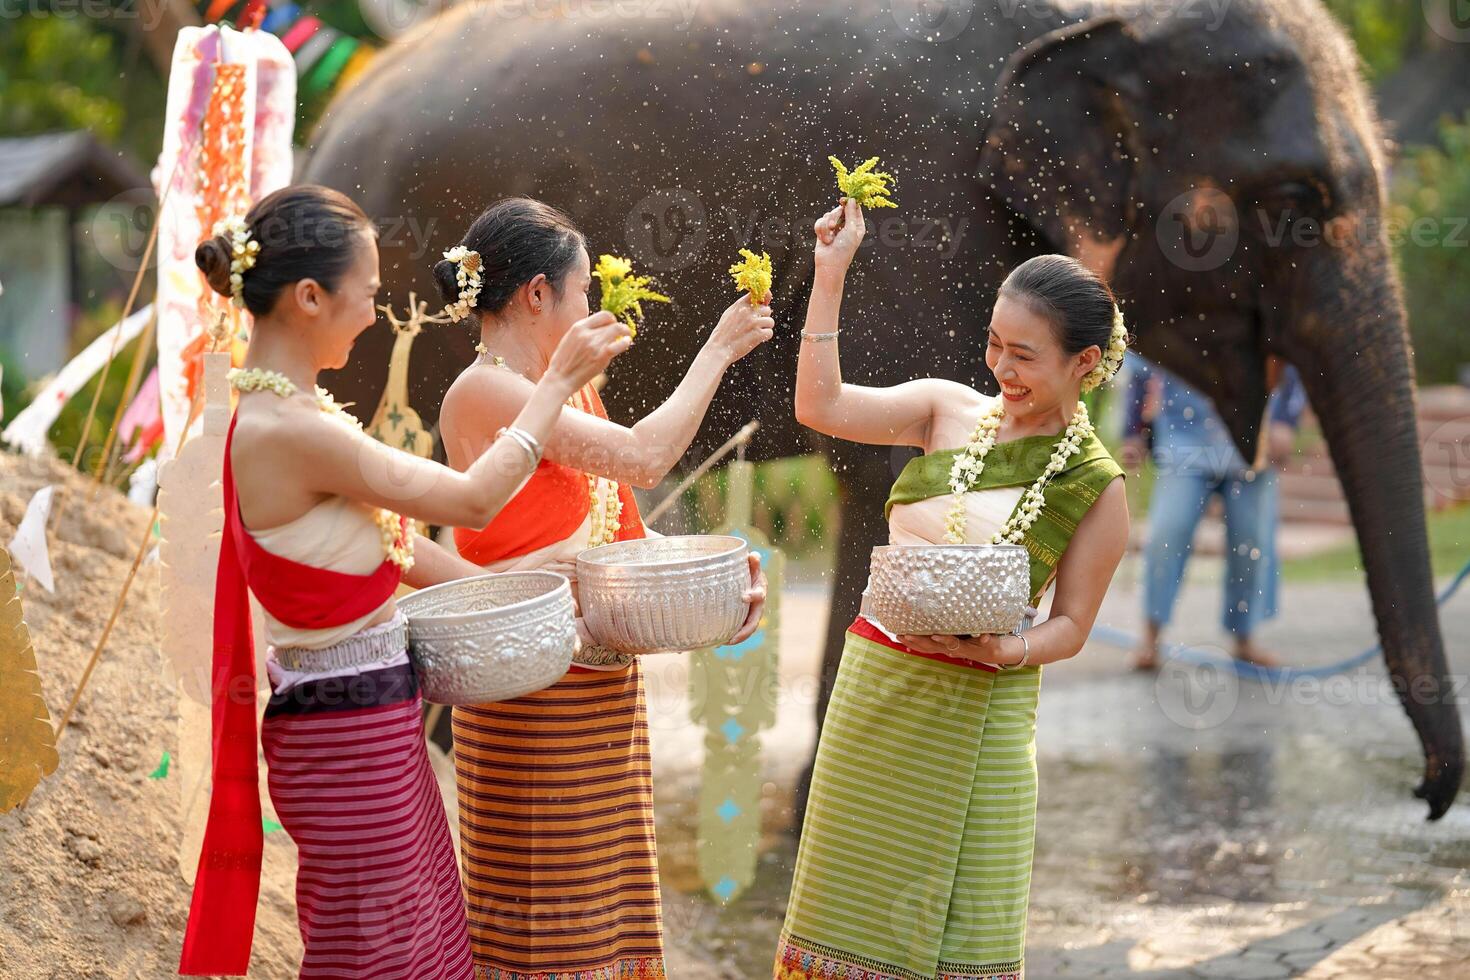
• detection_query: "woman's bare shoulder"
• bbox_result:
[442,364,529,424]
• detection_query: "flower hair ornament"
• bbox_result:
[213,215,259,309]
[1080,305,1130,393]
[442,245,483,321]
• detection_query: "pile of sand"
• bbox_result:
[0,450,302,978]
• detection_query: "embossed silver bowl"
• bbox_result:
[397,571,576,704]
[577,535,751,654]
[864,544,1030,635]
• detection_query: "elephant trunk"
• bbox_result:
[1289,253,1463,819]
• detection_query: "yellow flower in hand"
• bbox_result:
[829,155,898,210]
[728,248,773,306]
[593,253,671,338]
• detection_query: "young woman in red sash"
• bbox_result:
[178,186,633,979]
[434,198,771,979]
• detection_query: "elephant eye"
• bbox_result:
[1250,180,1325,220]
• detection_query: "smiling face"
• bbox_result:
[285,230,380,371]
[314,232,382,370]
[985,292,1099,422]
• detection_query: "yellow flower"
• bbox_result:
[829,155,898,210]
[593,253,670,338]
[728,248,773,305]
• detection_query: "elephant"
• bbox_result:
[303,0,1463,819]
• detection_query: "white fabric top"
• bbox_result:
[248,494,397,650]
[859,483,1054,642]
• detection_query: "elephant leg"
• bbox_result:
[792,445,900,829]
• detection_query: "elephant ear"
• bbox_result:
[980,16,1144,254]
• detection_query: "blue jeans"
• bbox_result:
[1143,468,1280,636]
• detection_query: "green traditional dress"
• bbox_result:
[775,419,1123,980]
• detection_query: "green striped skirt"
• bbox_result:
[775,621,1040,980]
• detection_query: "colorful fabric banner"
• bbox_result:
[152,25,295,462]
[204,2,378,99]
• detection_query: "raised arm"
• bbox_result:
[283,312,632,527]
[443,298,774,489]
[794,197,965,448]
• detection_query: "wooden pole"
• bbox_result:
[53,328,221,742]
[644,421,760,526]
[133,0,203,77]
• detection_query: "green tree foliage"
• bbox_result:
[0,15,164,164]
[1391,113,1470,384]
[1321,0,1427,79]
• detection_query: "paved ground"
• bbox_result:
[638,554,1470,978]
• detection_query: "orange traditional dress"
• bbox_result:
[451,382,665,980]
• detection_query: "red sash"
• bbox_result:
[848,615,999,673]
[179,414,402,976]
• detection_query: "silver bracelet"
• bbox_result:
[801,330,840,343]
[1012,632,1030,668]
[496,426,543,467]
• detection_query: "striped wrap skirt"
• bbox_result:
[262,660,475,979]
[775,621,1040,980]
[452,661,667,980]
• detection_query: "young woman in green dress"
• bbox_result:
[775,197,1131,980]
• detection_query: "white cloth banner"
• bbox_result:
[153,25,295,461]
[8,486,56,593]
[0,305,154,457]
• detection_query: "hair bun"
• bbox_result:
[195,235,235,298]
[432,258,462,308]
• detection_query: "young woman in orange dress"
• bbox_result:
[436,197,771,980]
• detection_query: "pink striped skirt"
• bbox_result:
[263,662,474,979]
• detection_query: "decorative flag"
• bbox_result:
[688,459,783,904]
[0,305,154,457]
[7,487,56,595]
[0,545,60,812]
[153,25,295,460]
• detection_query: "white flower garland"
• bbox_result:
[1080,306,1129,393]
[442,245,484,322]
[213,215,259,310]
[587,474,623,546]
[226,366,294,398]
[227,367,417,571]
[942,399,1094,546]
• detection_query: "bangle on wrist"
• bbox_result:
[496,426,543,468]
[1011,632,1030,668]
[801,329,840,343]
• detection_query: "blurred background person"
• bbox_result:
[1121,354,1307,669]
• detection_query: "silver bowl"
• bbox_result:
[864,544,1030,635]
[577,535,751,654]
[397,571,576,704]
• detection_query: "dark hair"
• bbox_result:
[195,185,375,316]
[434,197,586,317]
[998,254,1118,359]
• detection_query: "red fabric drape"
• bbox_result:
[179,414,401,975]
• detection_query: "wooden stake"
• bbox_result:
[71,177,172,472]
[644,421,760,525]
[54,329,214,742]
[92,307,159,496]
